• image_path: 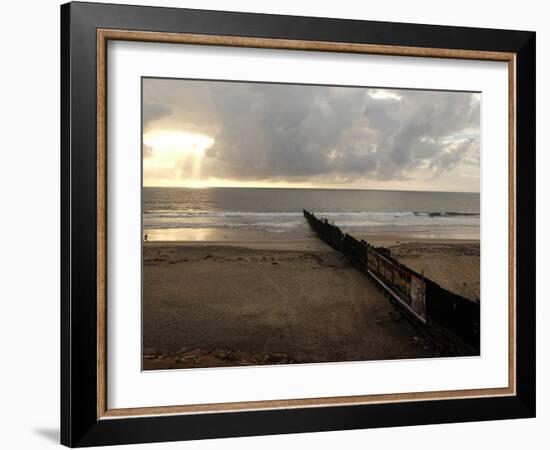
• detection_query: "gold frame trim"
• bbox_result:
[96,29,517,420]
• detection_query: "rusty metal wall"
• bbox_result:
[303,209,480,353]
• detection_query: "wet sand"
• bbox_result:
[142,238,479,370]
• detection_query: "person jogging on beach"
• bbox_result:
[144,234,148,242]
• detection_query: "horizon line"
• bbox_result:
[142,185,480,194]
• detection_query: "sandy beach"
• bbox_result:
[142,237,479,370]
[360,235,480,302]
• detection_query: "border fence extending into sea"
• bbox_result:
[303,209,480,355]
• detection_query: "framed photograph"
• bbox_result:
[61,1,536,447]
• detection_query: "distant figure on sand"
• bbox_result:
[144,234,148,242]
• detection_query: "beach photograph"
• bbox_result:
[142,78,481,370]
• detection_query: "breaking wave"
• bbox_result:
[143,210,480,230]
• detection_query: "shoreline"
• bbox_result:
[144,234,479,251]
[142,225,479,244]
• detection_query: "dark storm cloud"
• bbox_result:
[428,138,479,177]
[142,78,480,186]
[142,102,172,131]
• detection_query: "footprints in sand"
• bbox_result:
[389,242,480,258]
[143,246,350,270]
[143,347,306,370]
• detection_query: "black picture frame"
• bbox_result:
[61,1,536,447]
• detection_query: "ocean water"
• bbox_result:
[143,187,480,241]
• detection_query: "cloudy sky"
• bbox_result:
[142,78,480,192]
